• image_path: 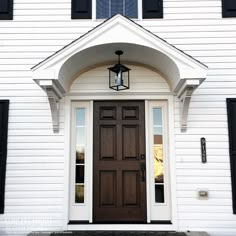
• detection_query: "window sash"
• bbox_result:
[96,0,138,19]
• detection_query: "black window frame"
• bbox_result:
[222,0,236,18]
[0,0,13,20]
[71,0,92,19]
[227,98,236,214]
[0,100,9,214]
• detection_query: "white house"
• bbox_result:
[0,0,236,236]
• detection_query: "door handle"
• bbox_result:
[140,162,146,182]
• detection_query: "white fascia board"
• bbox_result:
[32,69,56,80]
[179,67,207,78]
[38,80,54,86]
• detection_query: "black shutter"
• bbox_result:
[143,0,163,19]
[222,0,236,17]
[72,0,92,19]
[227,98,236,214]
[0,0,13,20]
[0,100,9,214]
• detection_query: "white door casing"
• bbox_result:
[66,97,176,230]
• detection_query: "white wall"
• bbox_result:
[70,65,170,94]
[0,0,236,235]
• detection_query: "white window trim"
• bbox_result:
[67,101,93,222]
[92,0,143,21]
[64,95,177,231]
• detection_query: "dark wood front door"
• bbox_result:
[93,101,146,223]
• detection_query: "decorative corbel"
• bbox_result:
[175,79,204,132]
[178,87,194,132]
[37,80,65,133]
[46,88,61,133]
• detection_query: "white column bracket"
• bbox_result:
[175,78,205,132]
[178,87,194,132]
[35,79,65,133]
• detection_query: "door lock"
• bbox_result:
[140,154,145,160]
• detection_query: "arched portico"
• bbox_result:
[32,14,207,132]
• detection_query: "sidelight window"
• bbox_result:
[75,108,86,204]
[70,102,91,221]
[153,108,165,203]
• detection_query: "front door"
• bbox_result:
[93,101,146,223]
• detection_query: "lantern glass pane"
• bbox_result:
[108,63,130,91]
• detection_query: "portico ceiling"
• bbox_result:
[31,14,207,133]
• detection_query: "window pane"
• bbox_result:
[96,0,109,19]
[125,0,138,18]
[76,145,85,164]
[153,108,162,126]
[96,0,137,18]
[76,165,84,183]
[154,144,164,183]
[76,108,85,126]
[76,127,85,145]
[111,0,123,16]
[153,107,164,184]
[155,185,164,203]
[74,107,86,205]
[75,185,84,203]
[154,127,162,135]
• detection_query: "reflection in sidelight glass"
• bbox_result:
[153,108,165,203]
[76,146,85,164]
[76,127,85,145]
[75,108,86,204]
[76,109,85,126]
[75,185,84,203]
[155,185,165,203]
[76,165,84,183]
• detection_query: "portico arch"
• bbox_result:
[31,14,207,132]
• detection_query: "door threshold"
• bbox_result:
[68,221,172,225]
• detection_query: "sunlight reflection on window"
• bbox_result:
[153,108,165,203]
[75,108,86,204]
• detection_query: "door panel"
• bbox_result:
[122,125,139,159]
[123,171,140,206]
[100,125,116,160]
[93,101,146,223]
[100,171,116,206]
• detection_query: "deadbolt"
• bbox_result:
[140,154,145,160]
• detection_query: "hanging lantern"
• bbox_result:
[108,50,130,91]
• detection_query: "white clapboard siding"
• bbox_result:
[70,65,170,93]
[0,0,236,235]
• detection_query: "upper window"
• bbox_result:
[97,0,138,19]
[222,0,236,17]
[0,0,13,20]
[71,0,163,19]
